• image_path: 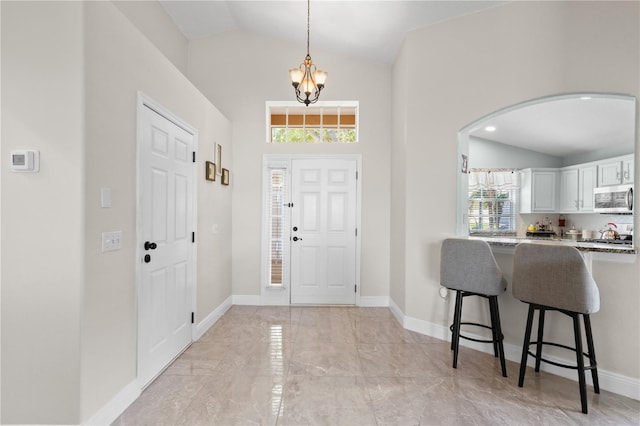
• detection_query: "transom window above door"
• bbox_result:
[266,101,358,144]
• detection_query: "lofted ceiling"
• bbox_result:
[158,0,505,64]
[158,1,636,157]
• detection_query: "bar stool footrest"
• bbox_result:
[450,322,504,344]
[526,341,597,371]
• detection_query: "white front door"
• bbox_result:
[138,103,194,387]
[290,158,357,304]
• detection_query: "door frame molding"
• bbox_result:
[135,92,198,387]
[260,154,362,306]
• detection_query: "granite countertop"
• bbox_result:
[469,236,637,255]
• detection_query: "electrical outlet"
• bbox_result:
[102,231,122,252]
[439,286,449,300]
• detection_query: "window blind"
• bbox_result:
[268,168,287,286]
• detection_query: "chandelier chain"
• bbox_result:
[306,0,310,56]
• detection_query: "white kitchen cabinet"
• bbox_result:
[579,165,597,211]
[598,155,634,186]
[560,168,579,212]
[561,165,597,212]
[520,168,558,213]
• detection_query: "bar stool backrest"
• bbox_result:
[441,238,507,296]
[513,244,600,314]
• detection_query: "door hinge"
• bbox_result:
[355,228,358,237]
[356,171,359,180]
[191,312,195,324]
[354,284,357,293]
[192,232,195,243]
[192,152,196,163]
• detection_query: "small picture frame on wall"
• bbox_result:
[216,144,223,176]
[205,161,216,181]
[221,168,230,186]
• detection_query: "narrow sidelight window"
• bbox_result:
[267,168,287,286]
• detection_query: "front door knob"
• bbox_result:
[144,241,157,250]
[293,236,303,241]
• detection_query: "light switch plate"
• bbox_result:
[102,231,122,252]
[101,188,112,208]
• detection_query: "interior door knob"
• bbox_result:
[144,241,157,250]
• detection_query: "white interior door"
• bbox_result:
[290,158,357,304]
[138,104,194,387]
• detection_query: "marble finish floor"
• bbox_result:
[115,306,640,425]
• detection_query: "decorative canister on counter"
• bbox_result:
[566,227,582,241]
[558,215,566,227]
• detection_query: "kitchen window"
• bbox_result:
[266,101,358,143]
[468,169,518,235]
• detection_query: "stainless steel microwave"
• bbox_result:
[594,184,633,213]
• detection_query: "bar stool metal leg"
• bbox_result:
[489,297,499,357]
[518,304,535,387]
[573,313,588,414]
[535,308,546,372]
[489,296,507,377]
[583,314,600,394]
[451,290,462,351]
[452,290,463,369]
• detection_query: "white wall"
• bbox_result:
[392,0,640,383]
[82,2,232,421]
[1,2,84,423]
[112,0,188,75]
[1,1,233,423]
[187,30,392,301]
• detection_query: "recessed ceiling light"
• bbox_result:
[580,96,592,100]
[484,125,496,132]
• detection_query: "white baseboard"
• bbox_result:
[358,296,389,307]
[396,308,640,401]
[193,295,232,341]
[83,380,140,425]
[232,294,262,305]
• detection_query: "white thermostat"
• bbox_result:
[10,150,39,172]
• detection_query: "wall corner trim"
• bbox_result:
[193,295,233,341]
[82,380,140,426]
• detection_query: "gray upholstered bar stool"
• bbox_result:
[440,238,508,377]
[513,243,600,414]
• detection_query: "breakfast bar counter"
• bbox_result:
[470,236,637,255]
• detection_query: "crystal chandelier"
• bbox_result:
[289,0,327,106]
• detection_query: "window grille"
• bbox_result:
[266,101,358,143]
[468,169,518,235]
